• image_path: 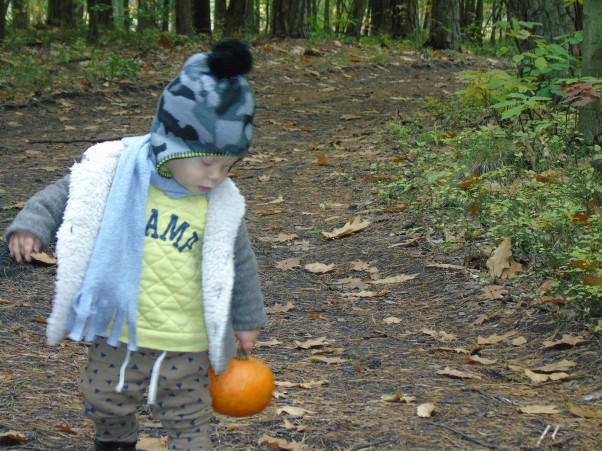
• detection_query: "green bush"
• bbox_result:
[378,76,602,315]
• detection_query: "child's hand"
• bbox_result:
[8,231,41,263]
[235,329,262,354]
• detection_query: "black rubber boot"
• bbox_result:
[92,438,137,451]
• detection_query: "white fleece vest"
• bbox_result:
[48,140,245,373]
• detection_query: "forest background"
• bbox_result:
[1,1,601,329]
[0,0,602,449]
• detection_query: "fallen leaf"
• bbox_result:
[266,302,295,314]
[281,418,309,432]
[525,369,570,383]
[478,330,518,345]
[381,392,416,403]
[332,277,370,290]
[518,405,560,414]
[500,260,523,279]
[276,406,315,417]
[267,195,284,204]
[417,403,436,418]
[55,423,78,435]
[0,431,27,445]
[486,237,512,278]
[31,252,57,265]
[274,233,298,242]
[383,316,402,324]
[276,380,329,389]
[309,356,347,364]
[437,367,482,380]
[533,359,576,373]
[542,335,585,349]
[421,328,457,342]
[350,260,371,271]
[322,216,371,240]
[541,296,566,305]
[568,403,602,419]
[258,434,308,450]
[372,273,418,285]
[295,337,328,349]
[512,336,527,346]
[307,313,327,320]
[135,437,168,451]
[476,285,508,300]
[467,355,497,365]
[304,262,335,273]
[316,154,329,166]
[275,258,302,270]
[255,339,282,348]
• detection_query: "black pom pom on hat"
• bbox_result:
[207,38,253,79]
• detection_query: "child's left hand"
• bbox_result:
[235,329,262,354]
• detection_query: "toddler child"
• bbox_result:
[5,38,267,451]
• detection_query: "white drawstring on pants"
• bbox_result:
[113,349,167,405]
[147,351,167,405]
[115,350,131,393]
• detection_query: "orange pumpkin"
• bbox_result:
[209,348,275,417]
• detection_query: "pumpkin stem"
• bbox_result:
[235,342,248,360]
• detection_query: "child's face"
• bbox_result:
[164,155,239,193]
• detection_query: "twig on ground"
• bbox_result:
[536,424,551,447]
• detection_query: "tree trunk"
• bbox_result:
[0,0,7,43]
[137,0,155,32]
[472,0,483,43]
[271,0,309,38]
[214,0,226,32]
[425,0,460,50]
[48,0,75,27]
[324,0,331,33]
[87,0,113,43]
[395,0,419,39]
[370,0,386,34]
[346,0,368,37]
[175,0,195,36]
[161,0,170,32]
[244,0,257,33]
[193,0,211,34]
[579,0,602,145]
[224,0,249,35]
[123,0,132,31]
[13,0,30,30]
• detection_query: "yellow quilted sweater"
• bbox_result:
[119,184,209,352]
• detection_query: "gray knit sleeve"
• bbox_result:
[4,175,70,249]
[230,220,267,331]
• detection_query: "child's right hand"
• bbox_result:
[8,231,42,263]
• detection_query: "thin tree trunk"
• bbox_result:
[214,0,226,32]
[426,0,461,50]
[193,0,211,34]
[579,0,602,145]
[48,0,75,27]
[13,0,30,30]
[175,0,194,36]
[137,0,154,32]
[271,0,309,37]
[0,0,7,42]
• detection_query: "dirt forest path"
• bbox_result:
[0,40,601,450]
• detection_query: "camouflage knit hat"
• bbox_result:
[151,39,255,177]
